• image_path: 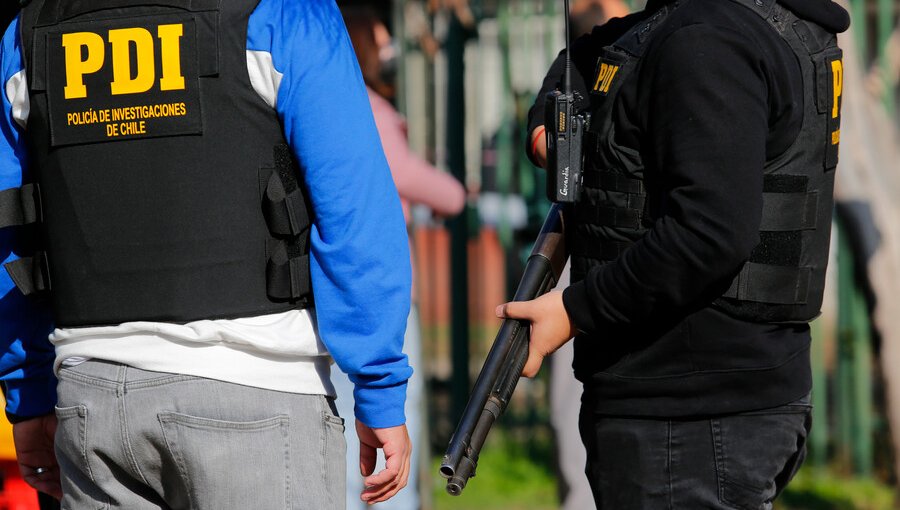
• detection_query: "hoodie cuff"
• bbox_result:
[353,381,408,429]
[4,372,58,424]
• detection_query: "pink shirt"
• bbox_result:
[367,88,465,222]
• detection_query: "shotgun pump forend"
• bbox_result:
[439,204,568,496]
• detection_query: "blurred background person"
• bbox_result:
[337,7,466,509]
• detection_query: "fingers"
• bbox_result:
[21,465,62,500]
[365,456,409,504]
[359,441,377,477]
[13,416,62,500]
[361,447,410,504]
[522,349,545,378]
[362,460,398,489]
[496,298,545,377]
[495,300,533,320]
[354,423,411,504]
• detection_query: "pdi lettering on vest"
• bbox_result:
[592,63,620,94]
[41,14,203,146]
[62,24,186,99]
[830,58,842,145]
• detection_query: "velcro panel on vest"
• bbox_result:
[266,240,310,301]
[3,252,50,298]
[263,148,310,237]
[751,231,802,266]
[764,174,807,193]
[723,262,811,305]
[759,191,818,231]
[758,174,816,232]
[0,184,40,228]
[576,204,642,230]
[570,239,632,261]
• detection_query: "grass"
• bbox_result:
[778,467,897,510]
[431,431,558,510]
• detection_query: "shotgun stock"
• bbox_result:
[439,203,568,496]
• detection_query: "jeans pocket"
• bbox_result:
[159,411,291,510]
[321,396,346,510]
[712,406,811,510]
[324,413,345,429]
[55,405,109,510]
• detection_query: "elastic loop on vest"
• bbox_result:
[582,170,645,195]
[3,252,50,297]
[723,262,811,305]
[263,172,308,237]
[266,241,310,301]
[0,184,40,229]
[759,191,818,231]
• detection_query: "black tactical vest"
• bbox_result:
[572,0,842,323]
[2,0,312,327]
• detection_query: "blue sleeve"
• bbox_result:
[248,0,412,428]
[0,16,58,422]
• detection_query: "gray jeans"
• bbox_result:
[55,360,346,510]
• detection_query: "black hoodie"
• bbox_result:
[528,0,849,417]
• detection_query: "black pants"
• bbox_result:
[579,397,811,510]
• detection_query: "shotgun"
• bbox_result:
[439,203,568,495]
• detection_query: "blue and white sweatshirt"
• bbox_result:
[0,0,412,428]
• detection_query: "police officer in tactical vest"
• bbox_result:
[0,0,413,507]
[497,0,850,507]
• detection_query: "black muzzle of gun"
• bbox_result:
[439,204,568,496]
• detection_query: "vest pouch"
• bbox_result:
[3,251,51,299]
[262,144,312,303]
[0,183,41,229]
[262,145,312,238]
[0,184,46,300]
[266,239,311,303]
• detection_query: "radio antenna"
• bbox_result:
[564,0,572,96]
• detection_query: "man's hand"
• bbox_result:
[13,414,62,500]
[356,422,410,505]
[496,290,578,377]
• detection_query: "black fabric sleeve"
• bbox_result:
[563,23,774,334]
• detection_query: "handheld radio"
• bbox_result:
[545,0,588,203]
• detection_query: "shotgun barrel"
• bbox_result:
[440,203,568,495]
